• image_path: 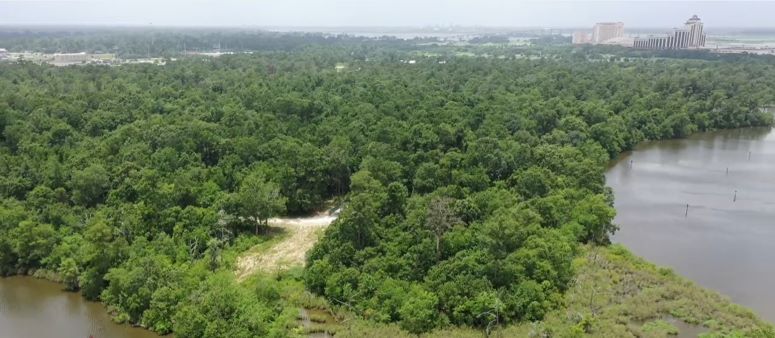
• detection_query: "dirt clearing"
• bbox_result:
[235,212,337,281]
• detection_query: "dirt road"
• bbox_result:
[235,213,337,281]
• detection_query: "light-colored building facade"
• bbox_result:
[634,15,706,50]
[53,52,93,64]
[0,48,8,60]
[572,31,591,45]
[684,14,706,47]
[573,22,624,46]
[598,37,635,47]
[50,52,116,65]
[592,22,624,44]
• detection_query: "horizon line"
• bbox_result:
[2,23,775,30]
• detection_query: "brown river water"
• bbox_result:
[0,276,162,338]
[1,127,773,336]
[608,127,775,323]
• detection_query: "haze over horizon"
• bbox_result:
[1,0,774,29]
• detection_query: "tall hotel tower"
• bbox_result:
[634,15,707,49]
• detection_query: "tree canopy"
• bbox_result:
[0,30,774,336]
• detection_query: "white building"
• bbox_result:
[592,22,624,44]
[0,48,8,60]
[684,14,706,48]
[49,52,116,65]
[52,52,93,64]
[599,37,635,47]
[573,22,624,45]
[634,15,707,50]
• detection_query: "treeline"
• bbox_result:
[0,40,774,336]
[0,28,431,57]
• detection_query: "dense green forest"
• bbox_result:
[1,32,775,337]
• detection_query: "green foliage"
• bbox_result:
[70,164,110,207]
[228,168,287,234]
[571,194,618,244]
[399,286,442,334]
[642,319,679,336]
[101,250,178,323]
[58,257,80,291]
[9,220,57,271]
[172,273,279,338]
[333,245,775,337]
[0,31,773,337]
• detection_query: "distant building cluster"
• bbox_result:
[573,22,631,47]
[634,15,706,50]
[2,51,117,66]
[51,52,116,65]
[0,50,177,66]
[573,15,708,50]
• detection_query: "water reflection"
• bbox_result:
[607,127,775,323]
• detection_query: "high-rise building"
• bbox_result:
[592,22,624,44]
[684,14,706,48]
[634,15,706,50]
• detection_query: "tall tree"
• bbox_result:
[234,171,287,234]
[425,197,462,261]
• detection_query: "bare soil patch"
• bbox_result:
[235,213,337,280]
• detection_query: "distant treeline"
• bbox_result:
[0,28,435,57]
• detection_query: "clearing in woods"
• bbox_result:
[235,212,337,281]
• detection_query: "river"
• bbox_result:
[607,127,775,323]
[0,276,162,338]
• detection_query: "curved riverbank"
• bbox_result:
[607,126,775,322]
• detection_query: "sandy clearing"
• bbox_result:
[235,213,337,281]
[269,215,338,228]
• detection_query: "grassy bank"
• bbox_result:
[294,244,774,337]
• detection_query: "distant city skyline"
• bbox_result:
[1,1,775,29]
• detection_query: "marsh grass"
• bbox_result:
[326,245,774,337]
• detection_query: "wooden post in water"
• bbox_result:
[685,204,689,217]
[726,167,729,176]
[629,159,633,168]
[733,190,738,203]
[748,151,752,161]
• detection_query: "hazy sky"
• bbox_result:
[1,0,773,28]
